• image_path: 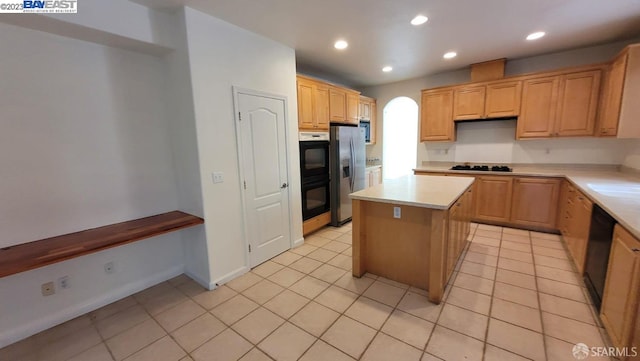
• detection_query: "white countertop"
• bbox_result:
[349,175,474,210]
[414,165,640,239]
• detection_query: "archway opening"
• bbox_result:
[383,96,419,179]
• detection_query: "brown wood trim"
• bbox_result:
[302,211,331,236]
[0,211,204,278]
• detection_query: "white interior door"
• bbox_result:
[235,89,291,267]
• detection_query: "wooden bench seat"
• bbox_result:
[0,211,204,278]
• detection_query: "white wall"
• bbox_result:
[0,23,186,347]
[623,140,640,170]
[421,120,632,165]
[362,38,640,166]
[182,8,303,286]
[162,9,210,286]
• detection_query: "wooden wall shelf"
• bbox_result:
[0,211,204,278]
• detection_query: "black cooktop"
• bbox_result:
[450,164,512,172]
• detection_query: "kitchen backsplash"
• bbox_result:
[367,120,635,167]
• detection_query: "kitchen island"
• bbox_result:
[349,175,474,304]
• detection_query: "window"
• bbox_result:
[383,97,419,179]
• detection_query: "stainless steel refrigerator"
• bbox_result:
[330,125,366,226]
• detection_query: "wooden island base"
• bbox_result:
[350,177,473,304]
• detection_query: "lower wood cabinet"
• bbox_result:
[601,224,640,349]
[474,176,513,223]
[446,188,473,280]
[557,181,593,274]
[510,177,561,229]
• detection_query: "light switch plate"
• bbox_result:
[393,206,401,219]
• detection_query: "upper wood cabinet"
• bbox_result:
[453,81,521,121]
[555,70,601,137]
[485,81,522,118]
[297,78,316,130]
[453,86,485,120]
[474,176,513,223]
[370,100,377,144]
[420,89,455,142]
[360,96,378,144]
[518,69,603,139]
[517,76,560,138]
[346,91,360,124]
[315,85,330,130]
[597,44,640,138]
[329,86,360,125]
[329,87,347,122]
[510,177,561,229]
[601,224,640,349]
[296,76,330,131]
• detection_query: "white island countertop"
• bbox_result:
[349,175,474,210]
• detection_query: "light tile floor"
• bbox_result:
[1,222,614,361]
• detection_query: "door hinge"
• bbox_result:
[238,112,242,121]
[243,181,247,189]
[248,244,252,252]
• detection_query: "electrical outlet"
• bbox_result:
[393,206,401,219]
[212,172,224,184]
[58,276,70,289]
[41,282,55,296]
[104,262,115,274]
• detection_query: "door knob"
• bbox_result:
[281,183,288,189]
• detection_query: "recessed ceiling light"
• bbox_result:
[526,31,546,41]
[443,51,457,59]
[334,40,348,50]
[411,15,428,26]
[382,66,393,72]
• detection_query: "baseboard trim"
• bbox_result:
[0,265,184,348]
[292,237,305,248]
[184,269,213,291]
[211,266,249,288]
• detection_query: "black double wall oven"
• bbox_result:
[299,132,331,220]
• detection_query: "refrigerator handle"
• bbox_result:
[349,138,355,192]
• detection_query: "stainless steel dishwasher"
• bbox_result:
[584,204,617,311]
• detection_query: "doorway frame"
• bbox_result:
[232,86,295,269]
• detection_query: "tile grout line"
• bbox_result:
[479,226,504,361]
[530,229,550,361]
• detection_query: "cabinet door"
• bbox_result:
[601,225,640,349]
[598,53,627,136]
[297,79,316,130]
[315,85,330,130]
[346,92,360,125]
[517,76,559,138]
[510,177,561,229]
[557,180,571,236]
[474,176,513,222]
[329,87,347,122]
[629,301,640,361]
[420,89,455,141]
[556,70,601,136]
[571,193,593,274]
[453,86,486,120]
[485,81,522,118]
[369,101,377,145]
[360,99,371,120]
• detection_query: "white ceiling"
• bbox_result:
[135,0,640,87]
